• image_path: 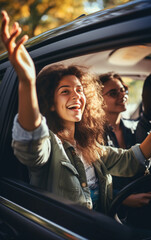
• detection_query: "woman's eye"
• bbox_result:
[61,90,69,94]
[77,88,83,93]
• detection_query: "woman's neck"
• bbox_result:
[107,112,126,148]
[107,112,121,130]
[58,123,75,145]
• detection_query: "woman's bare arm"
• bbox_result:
[1,10,41,131]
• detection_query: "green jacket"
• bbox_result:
[12,130,144,213]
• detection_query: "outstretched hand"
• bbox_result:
[1,10,41,131]
[1,10,36,84]
[123,192,151,207]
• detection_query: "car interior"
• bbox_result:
[0,0,151,238]
[0,20,151,238]
[59,43,151,120]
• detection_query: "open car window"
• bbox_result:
[0,1,151,238]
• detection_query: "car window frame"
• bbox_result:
[0,3,151,238]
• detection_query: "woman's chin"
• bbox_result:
[74,116,82,122]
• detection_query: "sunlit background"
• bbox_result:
[0,0,132,54]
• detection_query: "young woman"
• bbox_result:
[99,72,137,149]
[1,11,151,214]
[99,72,151,223]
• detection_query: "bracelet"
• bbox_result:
[144,158,151,175]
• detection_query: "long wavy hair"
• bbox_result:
[36,64,106,163]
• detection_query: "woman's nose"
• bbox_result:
[119,91,125,97]
[72,91,80,99]
[119,91,128,102]
[119,90,128,98]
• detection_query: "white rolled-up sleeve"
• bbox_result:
[12,114,49,141]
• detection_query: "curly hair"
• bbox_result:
[36,64,106,163]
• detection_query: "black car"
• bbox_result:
[0,0,151,239]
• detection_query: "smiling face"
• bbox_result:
[102,78,128,115]
[51,75,86,128]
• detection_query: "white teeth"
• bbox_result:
[67,104,80,109]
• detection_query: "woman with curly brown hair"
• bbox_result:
[1,11,151,214]
[36,64,105,165]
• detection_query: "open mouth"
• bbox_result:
[67,104,81,110]
[119,97,127,104]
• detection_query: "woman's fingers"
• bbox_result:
[144,192,151,200]
[16,35,28,48]
[13,35,28,64]
[1,10,26,57]
[123,193,151,207]
[10,22,19,35]
[14,35,28,54]
[1,10,35,85]
[8,27,22,54]
[1,10,10,42]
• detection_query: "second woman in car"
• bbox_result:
[99,73,151,220]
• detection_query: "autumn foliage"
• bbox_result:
[0,0,131,53]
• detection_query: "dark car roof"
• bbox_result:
[24,0,151,50]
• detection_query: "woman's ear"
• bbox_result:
[50,105,55,111]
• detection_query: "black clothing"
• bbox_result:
[104,118,140,195]
[104,118,137,149]
[135,113,151,143]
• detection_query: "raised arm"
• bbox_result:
[1,11,41,131]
